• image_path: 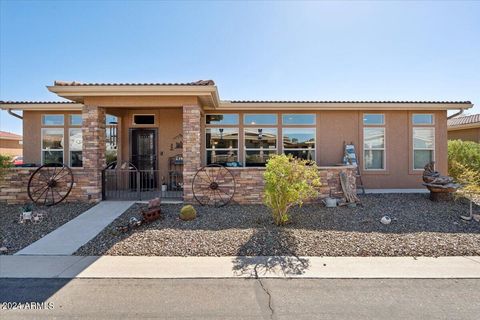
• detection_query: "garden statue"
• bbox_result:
[422,162,460,201]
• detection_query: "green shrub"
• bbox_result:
[263,154,321,226]
[180,205,197,221]
[448,140,480,180]
[0,154,13,178]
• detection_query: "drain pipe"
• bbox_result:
[7,109,23,120]
[447,108,464,120]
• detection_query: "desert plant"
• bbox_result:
[105,150,118,165]
[21,203,33,213]
[0,154,13,174]
[263,154,321,226]
[448,140,480,180]
[454,163,480,219]
[180,205,197,221]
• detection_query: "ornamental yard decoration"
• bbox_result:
[192,164,236,207]
[27,163,74,206]
[422,161,460,201]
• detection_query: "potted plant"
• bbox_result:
[22,203,33,221]
[161,176,168,192]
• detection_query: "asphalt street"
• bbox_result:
[1,278,479,319]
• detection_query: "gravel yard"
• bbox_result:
[0,203,94,254]
[75,194,480,257]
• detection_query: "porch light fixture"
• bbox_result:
[219,128,224,141]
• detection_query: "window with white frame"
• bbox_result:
[205,128,239,165]
[282,114,316,125]
[69,128,83,167]
[205,114,239,125]
[42,114,64,126]
[244,114,277,125]
[42,128,64,165]
[282,128,315,161]
[412,114,434,125]
[244,128,277,167]
[413,127,434,170]
[363,127,385,170]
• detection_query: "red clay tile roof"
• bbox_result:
[448,114,480,127]
[230,100,472,104]
[53,80,215,86]
[0,100,76,104]
[0,131,22,140]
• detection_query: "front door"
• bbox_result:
[131,129,157,189]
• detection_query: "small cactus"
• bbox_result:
[180,205,196,221]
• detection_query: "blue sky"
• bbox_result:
[1,0,479,134]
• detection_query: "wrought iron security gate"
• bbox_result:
[102,169,183,200]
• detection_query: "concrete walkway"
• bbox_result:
[1,256,479,278]
[15,201,134,256]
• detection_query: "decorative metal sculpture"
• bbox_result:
[27,163,74,206]
[422,161,460,201]
[192,164,236,207]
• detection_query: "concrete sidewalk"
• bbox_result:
[15,201,134,256]
[1,256,479,279]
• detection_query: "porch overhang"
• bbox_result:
[216,101,474,111]
[0,101,83,111]
[47,81,220,109]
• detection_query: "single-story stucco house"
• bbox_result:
[0,80,473,205]
[0,131,22,158]
[447,114,480,142]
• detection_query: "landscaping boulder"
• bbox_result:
[180,205,196,221]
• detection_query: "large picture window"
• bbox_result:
[69,128,83,167]
[205,128,239,165]
[363,128,385,170]
[244,128,277,167]
[42,128,64,165]
[282,128,315,161]
[413,127,434,170]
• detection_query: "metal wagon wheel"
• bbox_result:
[192,164,236,207]
[27,163,74,206]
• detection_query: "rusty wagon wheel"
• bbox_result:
[27,163,74,206]
[192,164,235,207]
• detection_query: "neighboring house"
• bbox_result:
[447,114,480,142]
[0,130,22,157]
[0,80,473,204]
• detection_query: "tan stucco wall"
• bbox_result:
[21,108,448,190]
[448,127,480,142]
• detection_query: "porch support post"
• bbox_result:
[82,105,106,203]
[182,105,201,203]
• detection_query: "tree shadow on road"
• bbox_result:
[232,228,310,277]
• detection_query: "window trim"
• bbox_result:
[281,113,316,125]
[363,127,386,171]
[282,127,316,161]
[244,113,278,126]
[42,114,64,126]
[205,113,239,126]
[69,114,83,126]
[41,128,64,165]
[132,114,156,126]
[204,127,240,165]
[244,127,278,167]
[68,128,83,167]
[413,127,435,170]
[363,113,385,126]
[412,113,435,125]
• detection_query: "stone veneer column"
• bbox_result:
[182,105,202,203]
[82,105,106,202]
